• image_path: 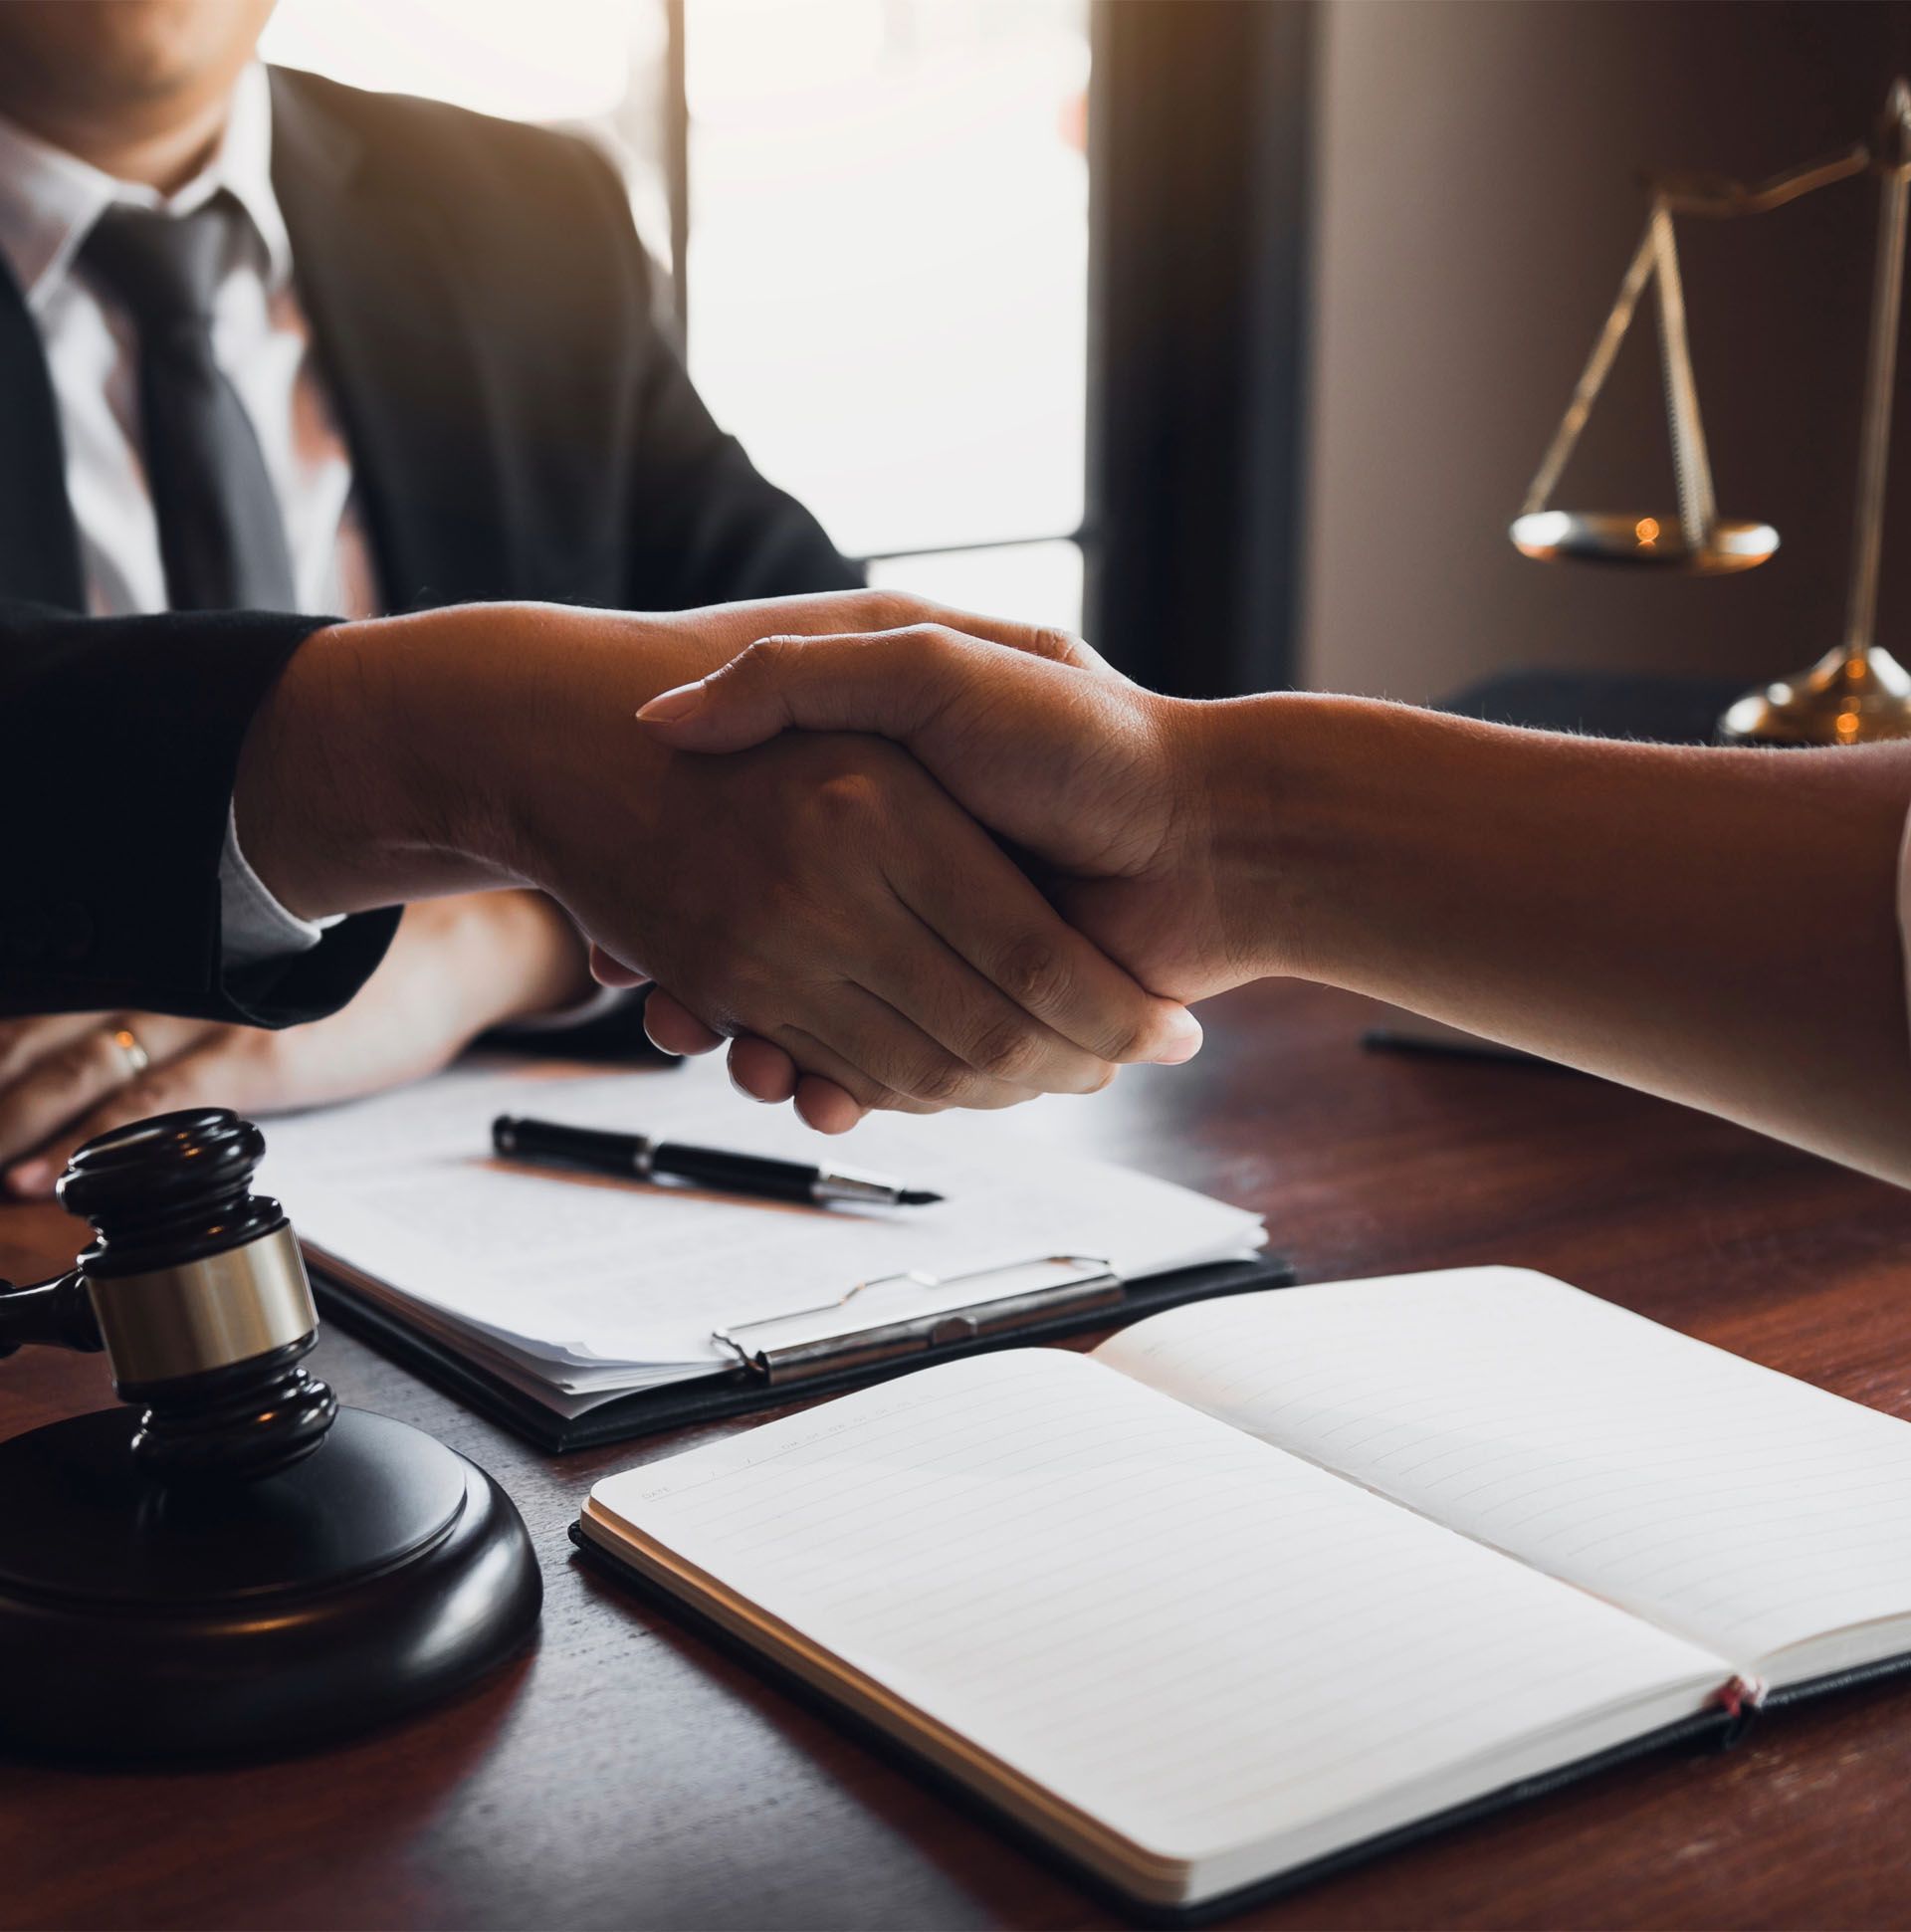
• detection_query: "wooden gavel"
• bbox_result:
[0,1108,337,1482]
[0,1108,540,1764]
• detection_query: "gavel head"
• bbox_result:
[58,1108,335,1484]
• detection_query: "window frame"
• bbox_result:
[661,0,1317,693]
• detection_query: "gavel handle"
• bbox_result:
[0,1271,101,1359]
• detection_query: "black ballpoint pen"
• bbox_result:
[491,1115,945,1208]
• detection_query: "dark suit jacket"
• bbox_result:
[0,67,858,1025]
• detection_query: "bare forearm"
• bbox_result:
[231,603,720,921]
[1206,696,1911,1181]
[233,609,516,918]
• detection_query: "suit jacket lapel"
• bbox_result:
[268,69,513,614]
[0,257,84,609]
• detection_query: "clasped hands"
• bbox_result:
[627,598,1244,1130]
[0,589,1231,1190]
[15,579,1895,1197]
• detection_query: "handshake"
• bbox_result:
[233,579,1911,1190]
[238,589,1246,1134]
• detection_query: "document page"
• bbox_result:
[1094,1269,1911,1685]
[262,1056,1265,1394]
[587,1348,1726,1902]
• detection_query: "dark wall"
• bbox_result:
[1302,0,1911,702]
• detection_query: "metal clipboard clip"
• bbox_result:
[713,1254,1122,1387]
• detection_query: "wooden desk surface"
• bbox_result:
[10,980,1911,1931]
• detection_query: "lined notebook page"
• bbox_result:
[590,1349,1724,1892]
[1095,1269,1911,1683]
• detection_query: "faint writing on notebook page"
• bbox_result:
[595,1348,1725,1868]
[1094,1268,1911,1675]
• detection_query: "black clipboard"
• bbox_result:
[312,1248,1296,1454]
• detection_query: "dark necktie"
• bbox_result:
[79,198,299,612]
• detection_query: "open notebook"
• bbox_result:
[260,1058,1269,1444]
[578,1267,1911,1917]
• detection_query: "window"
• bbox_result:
[265,0,1092,630]
[684,0,1089,626]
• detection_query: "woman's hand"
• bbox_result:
[580,724,1199,1134]
[631,623,1235,1116]
[634,623,1233,994]
[0,891,591,1196]
[634,617,1911,1189]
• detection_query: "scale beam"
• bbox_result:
[1512,79,1911,744]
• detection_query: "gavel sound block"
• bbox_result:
[0,1110,541,1763]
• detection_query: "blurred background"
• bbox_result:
[263,0,1911,703]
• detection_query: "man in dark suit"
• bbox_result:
[0,0,1196,1182]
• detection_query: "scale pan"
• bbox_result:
[1510,511,1779,575]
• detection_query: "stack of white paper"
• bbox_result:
[262,1056,1267,1416]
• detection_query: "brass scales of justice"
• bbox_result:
[1511,80,1911,745]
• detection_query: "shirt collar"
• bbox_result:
[0,61,291,314]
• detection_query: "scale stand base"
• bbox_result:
[1719,643,1911,745]
[0,1405,540,1763]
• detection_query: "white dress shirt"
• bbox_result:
[0,63,375,969]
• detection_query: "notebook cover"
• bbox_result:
[1761,1650,1911,1708]
[312,1250,1297,1453]
[566,1523,1748,1927]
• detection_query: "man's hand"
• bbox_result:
[233,591,1201,1136]
[0,891,590,1196]
[634,622,1242,997]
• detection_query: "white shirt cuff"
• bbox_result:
[218,804,343,969]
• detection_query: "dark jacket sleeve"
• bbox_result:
[0,598,398,1025]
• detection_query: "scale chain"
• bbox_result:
[1520,216,1658,518]
[1649,200,1719,550]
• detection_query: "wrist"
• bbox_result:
[233,602,715,918]
[1183,691,1417,987]
[1168,694,1306,984]
[234,609,519,919]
